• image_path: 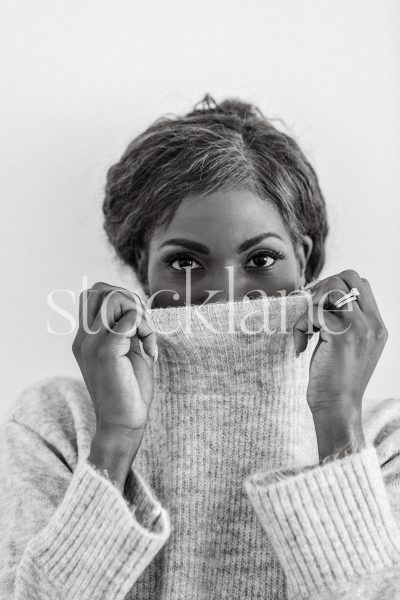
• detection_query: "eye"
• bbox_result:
[245,250,285,269]
[168,254,203,272]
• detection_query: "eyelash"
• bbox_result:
[247,249,286,267]
[162,249,286,271]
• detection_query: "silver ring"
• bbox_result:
[334,287,360,308]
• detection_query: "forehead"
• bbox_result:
[153,188,290,243]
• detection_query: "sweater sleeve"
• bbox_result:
[0,418,171,600]
[243,444,400,600]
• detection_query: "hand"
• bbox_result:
[293,270,389,458]
[72,282,158,443]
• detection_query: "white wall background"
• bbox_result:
[1,0,399,421]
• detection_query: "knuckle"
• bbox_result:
[105,289,135,305]
[103,288,119,301]
[375,323,388,340]
[74,335,91,358]
[342,268,360,279]
[330,275,344,287]
[92,281,108,290]
[363,327,374,341]
[71,337,80,355]
[100,291,124,315]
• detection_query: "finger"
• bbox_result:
[77,288,102,332]
[92,291,157,359]
[293,301,325,355]
[79,282,113,328]
[114,321,155,410]
[75,287,114,349]
[80,283,144,329]
[307,275,351,310]
[111,307,158,361]
[90,288,142,330]
[336,272,386,340]
[306,272,370,323]
[333,269,369,313]
[293,293,358,355]
[292,325,316,356]
[127,312,158,361]
[360,277,383,318]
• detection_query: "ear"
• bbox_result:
[295,235,313,287]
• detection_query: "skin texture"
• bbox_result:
[74,187,389,489]
[293,270,388,461]
[143,188,313,308]
[138,188,388,461]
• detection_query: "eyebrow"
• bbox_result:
[158,232,285,254]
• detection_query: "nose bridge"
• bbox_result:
[200,265,253,300]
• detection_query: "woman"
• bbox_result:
[1,95,399,600]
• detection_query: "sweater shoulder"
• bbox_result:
[4,375,96,466]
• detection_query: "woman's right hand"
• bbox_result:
[72,282,158,449]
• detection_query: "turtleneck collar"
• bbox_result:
[145,291,320,469]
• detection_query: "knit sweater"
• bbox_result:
[1,292,400,600]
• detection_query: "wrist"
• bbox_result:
[96,419,147,448]
[312,403,366,463]
[88,427,144,492]
[90,465,125,493]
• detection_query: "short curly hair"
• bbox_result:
[102,94,329,289]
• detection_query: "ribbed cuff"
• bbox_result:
[244,446,400,599]
[25,458,171,600]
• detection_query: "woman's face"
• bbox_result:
[143,188,313,308]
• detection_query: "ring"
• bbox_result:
[333,287,360,309]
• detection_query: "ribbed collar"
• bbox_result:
[148,291,317,393]
[142,290,320,477]
[148,290,313,336]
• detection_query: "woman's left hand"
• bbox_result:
[293,269,389,461]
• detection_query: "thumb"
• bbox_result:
[126,336,155,408]
[293,311,316,356]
